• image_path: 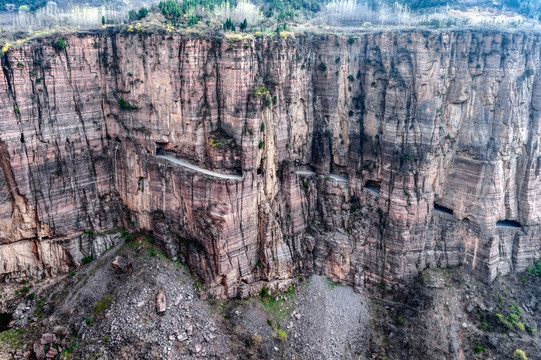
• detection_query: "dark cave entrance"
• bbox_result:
[0,312,12,332]
[434,203,453,215]
[496,219,521,228]
[364,180,381,194]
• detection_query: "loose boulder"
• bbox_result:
[40,333,56,345]
[111,256,132,274]
[33,341,45,360]
[156,291,167,314]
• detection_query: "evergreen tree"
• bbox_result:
[240,18,248,31]
[223,17,236,31]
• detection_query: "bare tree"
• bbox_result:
[215,0,263,25]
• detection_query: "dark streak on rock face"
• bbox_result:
[1,31,541,298]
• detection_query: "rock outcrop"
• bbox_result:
[1,30,541,297]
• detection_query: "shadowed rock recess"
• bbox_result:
[1,30,541,298]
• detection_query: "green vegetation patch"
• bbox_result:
[55,38,67,51]
[0,328,24,350]
[514,349,528,360]
[527,259,541,276]
[95,294,115,315]
[33,297,47,319]
[259,284,296,324]
[118,99,138,110]
[323,277,337,290]
[253,86,270,98]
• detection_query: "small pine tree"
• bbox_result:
[128,9,137,21]
[223,18,236,31]
[102,16,106,26]
[240,18,248,32]
[137,7,148,20]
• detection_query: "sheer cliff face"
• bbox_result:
[1,30,541,297]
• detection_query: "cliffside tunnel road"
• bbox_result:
[295,170,317,176]
[329,173,349,183]
[365,187,380,195]
[157,154,244,180]
[295,170,350,183]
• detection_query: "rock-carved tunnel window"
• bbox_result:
[434,203,453,215]
[156,147,164,156]
[364,180,381,194]
[496,219,521,228]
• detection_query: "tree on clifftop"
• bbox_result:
[240,18,248,31]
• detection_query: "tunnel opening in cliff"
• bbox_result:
[434,203,453,215]
[0,312,12,332]
[496,220,522,228]
[364,180,381,194]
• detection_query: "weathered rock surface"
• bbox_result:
[1,30,541,297]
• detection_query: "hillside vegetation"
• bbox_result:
[1,0,541,45]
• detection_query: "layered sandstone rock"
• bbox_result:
[1,30,541,297]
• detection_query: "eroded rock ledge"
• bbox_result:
[1,30,541,297]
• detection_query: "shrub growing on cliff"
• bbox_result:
[527,259,541,276]
[259,286,271,300]
[118,99,138,110]
[253,86,270,98]
[474,344,485,354]
[55,38,67,51]
[318,62,327,71]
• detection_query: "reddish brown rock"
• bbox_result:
[45,347,58,358]
[39,333,56,345]
[33,341,45,360]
